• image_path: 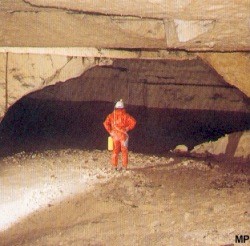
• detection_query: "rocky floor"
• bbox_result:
[0,149,249,246]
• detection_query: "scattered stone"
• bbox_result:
[184,212,192,221]
[172,145,188,154]
[151,220,161,228]
[167,157,174,163]
[0,147,248,245]
[96,175,105,179]
[123,200,136,207]
[182,160,192,166]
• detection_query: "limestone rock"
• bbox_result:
[0,54,249,120]
[0,1,249,50]
[174,19,215,42]
[0,12,166,49]
[0,53,112,116]
[234,131,250,159]
[1,56,248,116]
[24,0,250,20]
[199,53,250,97]
[184,212,192,221]
[191,131,250,162]
[111,17,165,40]
[43,58,248,112]
[0,47,195,60]
[191,136,229,156]
[0,53,6,116]
[172,145,188,153]
[151,220,161,228]
[6,54,97,106]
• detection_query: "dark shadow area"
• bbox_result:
[0,98,249,157]
[0,58,249,158]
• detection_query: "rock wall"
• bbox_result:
[29,59,249,113]
[0,54,7,115]
[0,53,112,118]
[0,52,249,118]
[199,53,250,97]
[0,48,196,60]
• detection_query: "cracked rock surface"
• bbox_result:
[0,0,249,50]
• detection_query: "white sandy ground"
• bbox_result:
[0,149,170,231]
[0,149,249,245]
[0,150,113,231]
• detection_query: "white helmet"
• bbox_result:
[115,99,124,109]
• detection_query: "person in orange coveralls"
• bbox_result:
[103,99,136,170]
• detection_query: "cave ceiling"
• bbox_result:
[0,0,249,50]
[0,0,249,99]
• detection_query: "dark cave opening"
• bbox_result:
[0,58,249,157]
[0,98,249,157]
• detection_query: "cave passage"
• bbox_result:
[0,59,249,157]
[0,99,249,157]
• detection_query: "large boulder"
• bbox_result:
[191,131,250,162]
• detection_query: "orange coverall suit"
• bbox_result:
[103,109,136,168]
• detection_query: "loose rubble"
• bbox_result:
[191,130,250,162]
[172,145,189,154]
[0,149,249,246]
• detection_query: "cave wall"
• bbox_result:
[0,53,6,115]
[0,0,249,117]
[199,53,250,97]
[0,53,113,118]
[30,59,249,113]
[0,52,249,118]
[0,58,249,156]
[0,1,249,158]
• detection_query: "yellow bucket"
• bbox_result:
[108,136,113,151]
